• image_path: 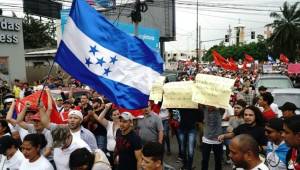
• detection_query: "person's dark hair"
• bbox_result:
[235,99,247,108]
[261,92,274,105]
[142,142,164,163]
[23,134,47,150]
[241,105,265,126]
[69,148,94,170]
[284,115,300,133]
[258,86,267,91]
[235,134,259,156]
[0,120,11,135]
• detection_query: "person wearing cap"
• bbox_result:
[15,101,54,164]
[0,135,25,169]
[265,118,289,170]
[115,112,142,170]
[282,115,300,170]
[51,126,91,170]
[279,102,297,119]
[55,97,64,113]
[1,94,14,118]
[40,107,98,151]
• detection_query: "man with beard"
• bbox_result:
[115,112,142,170]
[229,134,269,170]
[40,107,98,151]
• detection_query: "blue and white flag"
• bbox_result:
[267,55,275,63]
[55,0,163,109]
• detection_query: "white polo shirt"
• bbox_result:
[19,155,53,170]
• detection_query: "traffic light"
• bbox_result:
[225,35,229,42]
[251,31,255,39]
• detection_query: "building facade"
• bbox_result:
[0,16,26,83]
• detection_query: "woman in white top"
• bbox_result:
[20,134,54,170]
[94,103,120,166]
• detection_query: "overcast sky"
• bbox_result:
[1,0,299,52]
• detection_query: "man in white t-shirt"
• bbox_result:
[229,134,269,170]
[40,107,98,151]
[0,135,25,170]
[51,126,91,170]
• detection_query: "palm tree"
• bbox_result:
[267,1,300,62]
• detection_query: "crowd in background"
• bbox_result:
[0,64,300,170]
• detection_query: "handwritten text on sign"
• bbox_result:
[162,81,198,109]
[192,74,235,109]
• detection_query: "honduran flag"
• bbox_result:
[55,0,164,110]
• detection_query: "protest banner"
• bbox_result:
[288,64,300,74]
[162,81,198,109]
[149,76,166,103]
[192,74,235,109]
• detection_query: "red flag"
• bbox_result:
[212,50,231,70]
[15,91,63,124]
[228,57,238,71]
[280,53,289,63]
[244,54,254,62]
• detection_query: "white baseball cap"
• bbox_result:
[68,110,83,120]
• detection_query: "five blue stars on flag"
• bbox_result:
[86,45,117,76]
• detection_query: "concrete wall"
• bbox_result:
[0,16,26,83]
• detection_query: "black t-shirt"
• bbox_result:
[88,110,108,136]
[233,124,268,146]
[115,129,142,170]
[178,108,203,130]
[81,104,93,128]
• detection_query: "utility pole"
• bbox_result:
[196,0,199,61]
[199,25,201,62]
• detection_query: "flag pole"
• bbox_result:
[37,59,56,105]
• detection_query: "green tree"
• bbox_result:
[23,15,57,49]
[267,1,300,62]
[202,40,268,62]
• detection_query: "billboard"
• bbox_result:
[60,9,160,52]
[23,0,62,19]
[102,0,175,41]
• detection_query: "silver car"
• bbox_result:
[255,74,294,92]
[271,88,300,117]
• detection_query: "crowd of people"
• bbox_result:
[0,65,299,170]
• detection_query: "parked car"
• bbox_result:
[162,70,178,82]
[255,74,293,92]
[271,88,300,117]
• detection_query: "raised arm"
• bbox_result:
[45,87,53,116]
[16,101,31,130]
[95,103,112,128]
[39,102,51,129]
[6,100,17,126]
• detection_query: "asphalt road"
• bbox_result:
[163,134,233,170]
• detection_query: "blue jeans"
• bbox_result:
[162,119,171,152]
[178,128,197,170]
[95,135,107,151]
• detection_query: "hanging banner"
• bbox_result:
[192,74,235,109]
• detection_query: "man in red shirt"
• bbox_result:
[258,92,276,121]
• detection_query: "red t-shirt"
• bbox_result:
[263,109,276,121]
